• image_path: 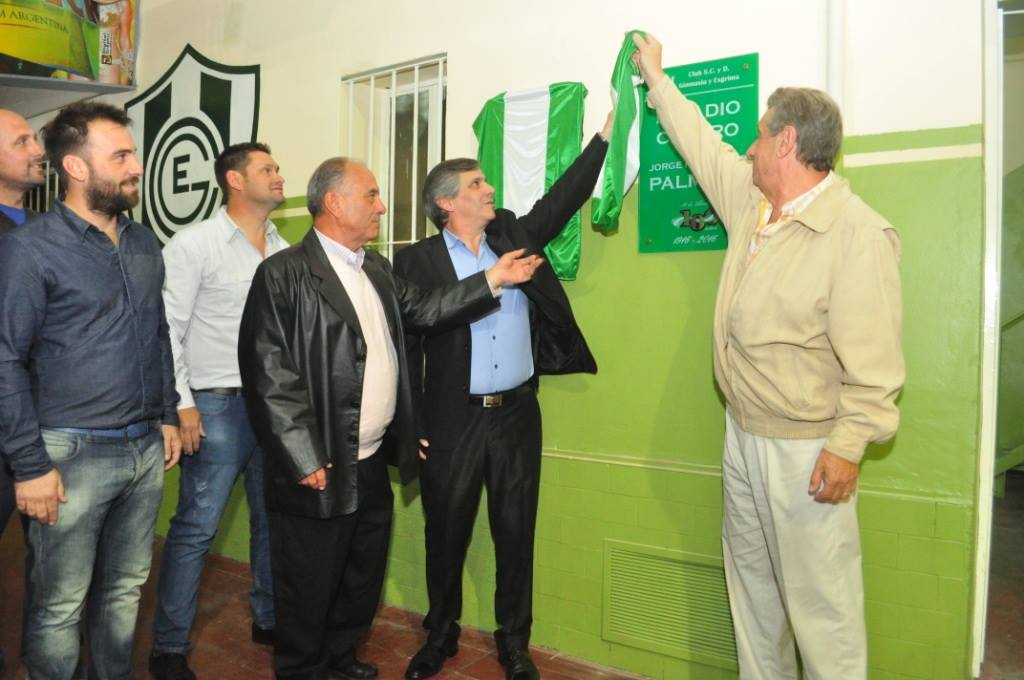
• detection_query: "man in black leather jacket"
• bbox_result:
[238,157,542,680]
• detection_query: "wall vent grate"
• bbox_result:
[602,539,737,670]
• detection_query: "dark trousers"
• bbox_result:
[0,456,15,537]
[420,386,542,653]
[268,453,393,680]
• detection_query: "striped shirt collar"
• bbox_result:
[779,171,834,220]
[749,172,834,260]
[314,228,365,269]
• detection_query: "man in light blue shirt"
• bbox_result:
[442,228,534,394]
[150,142,288,680]
[395,116,610,680]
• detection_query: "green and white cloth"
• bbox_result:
[473,81,587,280]
[591,29,645,233]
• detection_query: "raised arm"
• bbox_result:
[515,133,609,247]
[633,32,755,233]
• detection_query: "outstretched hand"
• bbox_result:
[485,248,544,288]
[631,32,665,86]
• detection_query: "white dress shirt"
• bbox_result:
[162,206,289,410]
[314,229,398,461]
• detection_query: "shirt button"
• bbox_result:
[492,335,496,340]
[494,364,498,369]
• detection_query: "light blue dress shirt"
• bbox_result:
[443,229,533,394]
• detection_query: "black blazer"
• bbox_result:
[394,134,605,450]
[238,229,498,518]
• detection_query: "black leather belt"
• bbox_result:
[468,383,532,408]
[195,387,243,397]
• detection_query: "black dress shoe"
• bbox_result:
[329,658,379,680]
[251,623,274,646]
[404,634,459,680]
[148,651,198,680]
[499,648,540,680]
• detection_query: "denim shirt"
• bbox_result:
[0,202,179,481]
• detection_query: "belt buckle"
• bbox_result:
[481,394,503,408]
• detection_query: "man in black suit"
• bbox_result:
[238,157,542,680]
[394,115,610,680]
[0,108,45,676]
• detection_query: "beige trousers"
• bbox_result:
[721,411,866,680]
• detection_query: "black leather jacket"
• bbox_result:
[238,229,498,518]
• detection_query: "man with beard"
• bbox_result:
[0,100,182,679]
[150,143,287,680]
[0,107,46,675]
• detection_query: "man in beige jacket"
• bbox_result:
[632,34,904,680]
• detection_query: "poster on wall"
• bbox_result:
[126,45,260,243]
[0,0,140,85]
[638,53,758,253]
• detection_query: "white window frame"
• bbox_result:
[341,54,446,261]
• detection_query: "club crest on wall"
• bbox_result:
[126,44,259,243]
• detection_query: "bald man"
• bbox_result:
[0,109,45,675]
[0,109,45,233]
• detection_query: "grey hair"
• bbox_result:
[307,156,355,218]
[422,158,480,228]
[764,87,843,172]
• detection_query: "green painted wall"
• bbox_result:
[999,164,1024,460]
[156,126,985,680]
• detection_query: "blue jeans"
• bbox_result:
[23,426,164,680]
[153,391,274,654]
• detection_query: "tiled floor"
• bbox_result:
[980,470,1024,680]
[0,523,641,679]
[3,476,1023,680]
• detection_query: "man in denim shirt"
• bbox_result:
[0,101,182,680]
[0,107,46,677]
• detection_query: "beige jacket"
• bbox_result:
[647,76,904,463]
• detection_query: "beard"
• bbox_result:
[86,176,139,216]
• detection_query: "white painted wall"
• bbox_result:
[844,0,983,136]
[28,0,985,189]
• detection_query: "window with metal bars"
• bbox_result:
[25,161,58,213]
[341,54,446,260]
